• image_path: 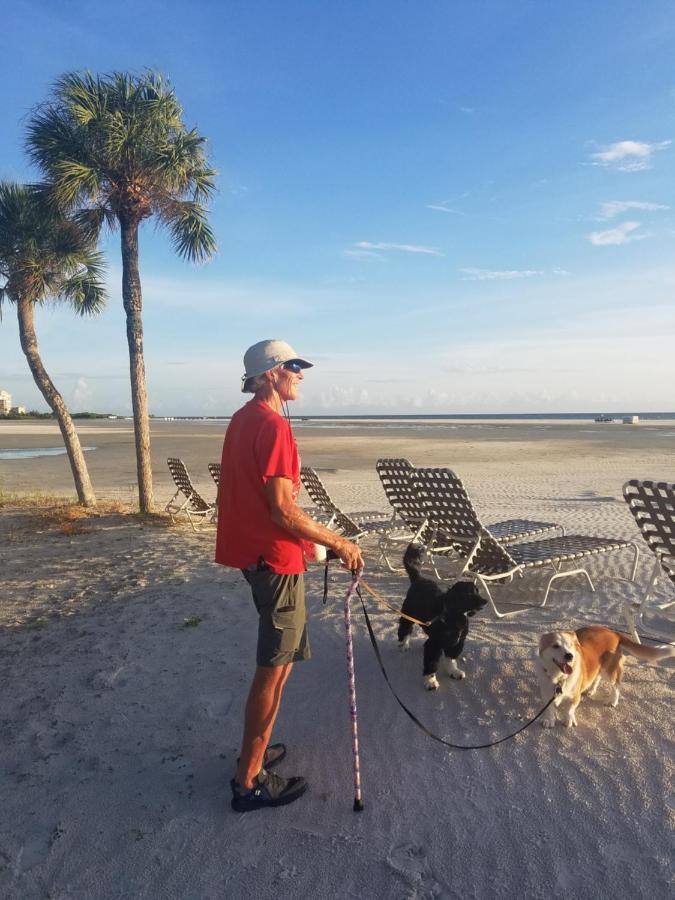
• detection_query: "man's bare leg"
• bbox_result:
[235,662,293,789]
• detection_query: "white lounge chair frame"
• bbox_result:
[622,479,675,640]
[165,457,216,531]
[375,458,563,573]
[300,466,391,540]
[413,467,639,619]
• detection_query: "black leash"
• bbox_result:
[635,630,674,645]
[355,586,559,751]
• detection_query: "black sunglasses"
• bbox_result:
[282,361,303,374]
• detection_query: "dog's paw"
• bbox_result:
[446,659,465,680]
[540,717,556,728]
[398,638,410,653]
[424,674,440,691]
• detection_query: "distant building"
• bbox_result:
[11,406,26,415]
[0,390,11,415]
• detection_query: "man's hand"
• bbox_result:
[333,537,364,572]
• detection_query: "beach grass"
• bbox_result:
[0,489,180,532]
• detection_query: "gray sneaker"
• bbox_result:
[236,742,286,770]
[230,767,308,812]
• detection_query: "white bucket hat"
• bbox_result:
[241,339,313,392]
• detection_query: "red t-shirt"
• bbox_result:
[214,399,306,574]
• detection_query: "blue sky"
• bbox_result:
[1,0,674,414]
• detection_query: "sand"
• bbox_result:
[0,421,673,899]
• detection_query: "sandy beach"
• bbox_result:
[1,420,673,899]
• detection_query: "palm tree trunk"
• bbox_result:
[16,296,97,507]
[120,217,154,513]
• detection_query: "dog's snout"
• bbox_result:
[564,652,573,661]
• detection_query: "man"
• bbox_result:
[215,339,364,812]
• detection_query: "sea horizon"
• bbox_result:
[143,411,675,422]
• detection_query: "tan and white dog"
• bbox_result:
[536,626,674,728]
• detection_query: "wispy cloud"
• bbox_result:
[343,248,384,260]
[587,221,646,246]
[459,106,474,114]
[589,139,671,172]
[348,241,444,257]
[459,267,543,281]
[426,201,459,213]
[596,200,668,220]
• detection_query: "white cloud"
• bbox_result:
[343,248,384,260]
[589,140,671,172]
[459,268,543,281]
[351,241,443,256]
[71,377,93,411]
[596,200,668,220]
[587,221,646,246]
[426,202,458,213]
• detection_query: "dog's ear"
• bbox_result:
[538,633,556,655]
[450,580,471,597]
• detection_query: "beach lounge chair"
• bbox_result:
[165,458,216,531]
[300,466,391,540]
[374,458,436,569]
[208,462,221,487]
[412,467,639,618]
[622,479,675,638]
[375,458,562,571]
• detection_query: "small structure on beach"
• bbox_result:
[623,415,639,425]
[0,390,12,415]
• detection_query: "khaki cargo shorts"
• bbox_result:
[242,566,311,667]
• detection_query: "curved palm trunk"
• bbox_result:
[16,297,97,508]
[120,218,154,513]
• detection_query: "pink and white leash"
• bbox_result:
[343,568,364,812]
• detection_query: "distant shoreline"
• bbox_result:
[3,410,674,424]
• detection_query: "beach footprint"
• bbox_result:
[386,842,452,898]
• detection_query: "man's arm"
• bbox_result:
[265,476,364,571]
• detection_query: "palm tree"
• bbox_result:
[0,182,106,507]
[26,71,217,512]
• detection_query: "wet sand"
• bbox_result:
[1,417,674,506]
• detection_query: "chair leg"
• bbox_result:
[166,493,190,524]
[622,600,641,643]
[378,544,402,574]
[628,543,640,582]
[539,567,595,607]
[476,576,528,619]
[642,557,661,606]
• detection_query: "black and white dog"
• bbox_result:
[398,544,487,690]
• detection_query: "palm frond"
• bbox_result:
[73,205,117,243]
[61,257,107,316]
[50,160,100,208]
[165,199,217,263]
[0,180,107,312]
[55,71,106,125]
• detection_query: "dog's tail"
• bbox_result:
[403,543,424,583]
[618,634,675,662]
